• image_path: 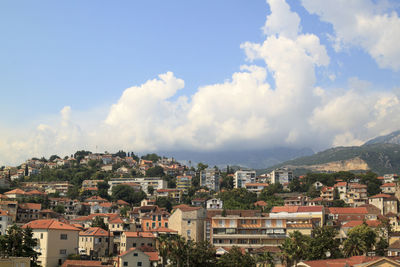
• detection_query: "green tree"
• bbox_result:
[218,188,257,210]
[358,171,381,196]
[156,197,174,212]
[97,181,110,199]
[141,153,161,163]
[342,223,376,257]
[112,185,146,205]
[0,225,41,266]
[146,166,165,177]
[279,231,310,266]
[49,155,60,162]
[91,216,108,230]
[218,246,255,267]
[197,163,208,171]
[148,186,155,196]
[53,204,65,214]
[307,226,343,260]
[255,252,275,267]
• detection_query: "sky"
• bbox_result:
[1,0,400,165]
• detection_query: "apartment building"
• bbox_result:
[155,189,181,203]
[269,168,293,184]
[108,177,167,194]
[0,200,18,222]
[381,183,396,194]
[334,182,347,200]
[345,183,368,207]
[78,227,113,257]
[169,204,206,242]
[233,170,256,188]
[82,179,104,191]
[200,169,220,192]
[176,175,192,194]
[244,183,269,194]
[141,210,170,231]
[206,198,223,209]
[208,209,316,249]
[320,186,334,201]
[23,219,80,267]
[17,203,41,223]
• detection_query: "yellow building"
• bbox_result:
[79,227,113,257]
[23,219,80,267]
[120,231,156,252]
[176,176,192,194]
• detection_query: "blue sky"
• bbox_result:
[1,0,400,165]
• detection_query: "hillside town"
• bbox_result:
[1,151,400,266]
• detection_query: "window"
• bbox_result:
[187,230,191,238]
[265,220,271,228]
[133,253,138,256]
[60,249,67,255]
[123,262,128,266]
[188,220,191,225]
[165,223,168,228]
[133,243,136,247]
[60,234,68,240]
[137,262,142,267]
[158,215,161,221]
[40,233,44,239]
[250,219,257,224]
[218,220,223,226]
[152,222,155,228]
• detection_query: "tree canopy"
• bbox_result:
[112,184,146,205]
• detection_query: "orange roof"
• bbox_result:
[119,247,159,261]
[124,231,155,238]
[342,220,381,228]
[254,200,267,207]
[271,206,323,213]
[4,188,26,195]
[157,189,179,192]
[381,183,396,187]
[26,189,45,195]
[146,227,177,233]
[117,199,129,205]
[61,260,105,267]
[19,203,41,210]
[108,216,124,224]
[321,186,334,192]
[79,227,112,237]
[23,219,80,231]
[85,196,107,202]
[99,202,113,208]
[0,209,9,216]
[334,182,347,187]
[369,193,395,199]
[328,207,368,214]
[300,255,381,267]
[245,183,269,187]
[173,204,201,212]
[349,183,367,189]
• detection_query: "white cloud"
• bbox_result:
[301,0,400,70]
[2,0,400,166]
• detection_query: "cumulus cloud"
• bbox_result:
[301,0,400,70]
[2,0,400,166]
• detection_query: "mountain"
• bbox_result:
[264,143,400,175]
[157,147,314,169]
[364,130,400,145]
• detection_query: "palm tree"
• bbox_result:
[256,252,275,267]
[279,231,309,266]
[156,234,170,267]
[342,234,366,257]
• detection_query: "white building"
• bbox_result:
[200,169,220,192]
[233,170,256,188]
[108,177,167,194]
[206,198,223,209]
[269,168,293,184]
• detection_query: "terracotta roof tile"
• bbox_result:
[23,219,80,231]
[4,189,26,195]
[19,203,42,210]
[381,183,396,187]
[328,207,368,214]
[123,231,155,238]
[342,220,381,228]
[79,227,112,237]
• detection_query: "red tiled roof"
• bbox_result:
[342,220,381,228]
[85,196,107,202]
[79,227,112,237]
[245,183,269,187]
[369,193,395,199]
[99,202,112,208]
[23,219,80,231]
[334,182,347,187]
[271,206,323,213]
[321,186,334,192]
[147,227,177,233]
[349,183,367,189]
[109,216,124,224]
[299,256,381,267]
[328,207,368,214]
[254,200,267,207]
[61,260,106,267]
[173,204,201,211]
[124,231,155,238]
[157,189,179,192]
[0,209,9,216]
[4,189,26,195]
[117,199,129,205]
[381,183,396,187]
